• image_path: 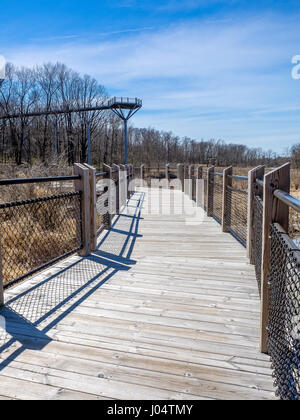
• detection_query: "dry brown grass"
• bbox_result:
[1,163,300,286]
[0,163,73,203]
[215,166,300,238]
[1,215,78,284]
[0,164,78,285]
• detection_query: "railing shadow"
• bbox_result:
[0,191,145,373]
[95,190,144,263]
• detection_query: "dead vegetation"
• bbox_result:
[1,213,78,284]
[0,163,78,285]
[1,163,300,286]
[0,162,73,204]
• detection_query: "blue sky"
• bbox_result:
[1,0,300,153]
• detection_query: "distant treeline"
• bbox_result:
[0,62,296,168]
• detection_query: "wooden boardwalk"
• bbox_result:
[0,188,276,400]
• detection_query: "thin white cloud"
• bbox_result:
[30,35,79,42]
[4,13,300,152]
[97,27,154,36]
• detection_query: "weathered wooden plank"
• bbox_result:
[3,356,274,400]
[0,187,276,400]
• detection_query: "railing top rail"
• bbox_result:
[255,177,300,213]
[0,175,80,186]
[0,104,111,120]
[274,189,300,213]
[0,191,80,209]
[96,168,120,176]
[107,97,142,106]
[228,174,248,181]
[256,178,264,187]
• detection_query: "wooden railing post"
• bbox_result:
[247,165,265,263]
[260,163,290,353]
[131,164,135,192]
[128,164,134,195]
[196,165,203,207]
[103,164,113,229]
[206,166,214,217]
[177,164,184,192]
[130,164,134,182]
[197,165,203,180]
[222,166,232,232]
[120,164,127,206]
[83,163,97,252]
[188,165,194,200]
[130,164,134,181]
[184,165,189,195]
[165,163,170,183]
[140,164,145,182]
[124,164,131,199]
[74,163,91,256]
[162,163,168,189]
[112,164,120,215]
[129,164,133,196]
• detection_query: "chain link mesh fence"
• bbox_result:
[212,176,223,224]
[268,223,300,400]
[203,172,208,211]
[289,206,300,243]
[0,192,82,287]
[0,166,75,205]
[95,170,128,235]
[96,174,110,234]
[225,185,248,246]
[190,174,196,202]
[113,170,120,215]
[253,195,263,296]
[169,166,178,182]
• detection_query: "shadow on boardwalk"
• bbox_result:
[0,192,145,372]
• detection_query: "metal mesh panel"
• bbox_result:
[212,177,223,223]
[253,195,263,295]
[96,176,110,234]
[0,181,75,205]
[119,170,128,207]
[191,175,196,201]
[126,170,132,198]
[95,175,105,234]
[268,223,300,400]
[203,173,208,211]
[225,186,248,245]
[113,172,120,215]
[169,167,178,180]
[289,207,300,242]
[95,172,121,234]
[0,192,82,287]
[143,167,152,188]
